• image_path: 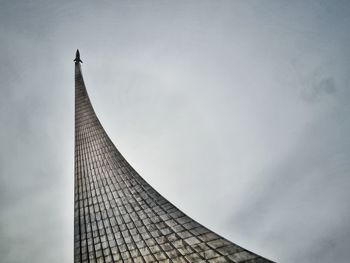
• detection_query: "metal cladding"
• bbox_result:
[74,60,274,263]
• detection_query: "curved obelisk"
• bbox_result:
[74,50,273,263]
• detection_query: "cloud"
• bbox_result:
[301,77,337,101]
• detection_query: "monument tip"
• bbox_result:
[74,49,83,64]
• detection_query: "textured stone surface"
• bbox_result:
[74,63,273,263]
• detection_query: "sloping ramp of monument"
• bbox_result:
[74,63,273,263]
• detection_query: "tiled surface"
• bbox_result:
[74,64,273,263]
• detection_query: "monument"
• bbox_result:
[74,50,273,263]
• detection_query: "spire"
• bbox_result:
[73,52,274,263]
[74,49,83,64]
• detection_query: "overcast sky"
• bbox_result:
[1,1,350,262]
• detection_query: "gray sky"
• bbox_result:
[1,1,350,262]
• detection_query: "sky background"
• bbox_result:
[1,1,350,262]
